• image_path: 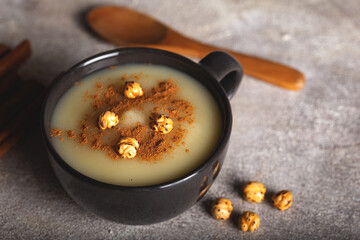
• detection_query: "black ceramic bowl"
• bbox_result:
[41,48,243,225]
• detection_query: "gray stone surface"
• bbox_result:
[0,0,359,239]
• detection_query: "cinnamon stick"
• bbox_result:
[0,107,40,158]
[0,40,31,79]
[0,80,44,126]
[0,72,20,99]
[0,40,40,157]
[0,126,24,157]
[0,89,45,143]
[0,44,19,99]
[0,44,9,58]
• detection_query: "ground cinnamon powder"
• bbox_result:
[66,130,76,139]
[50,76,194,162]
[50,128,62,137]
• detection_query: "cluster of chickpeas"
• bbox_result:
[211,181,293,232]
[98,81,174,159]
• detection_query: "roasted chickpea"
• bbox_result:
[124,81,144,98]
[272,190,293,211]
[243,182,266,203]
[116,137,140,159]
[151,114,173,134]
[211,198,234,221]
[239,211,260,232]
[98,111,119,130]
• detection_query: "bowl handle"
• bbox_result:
[199,51,243,100]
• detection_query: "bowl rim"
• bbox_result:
[41,47,233,191]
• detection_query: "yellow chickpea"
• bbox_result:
[98,111,119,130]
[238,211,260,232]
[151,114,173,134]
[243,182,266,203]
[116,137,140,159]
[124,81,144,98]
[272,190,293,211]
[211,198,234,221]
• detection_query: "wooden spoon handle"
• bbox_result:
[225,49,305,90]
[144,32,305,90]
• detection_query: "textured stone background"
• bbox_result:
[0,0,359,239]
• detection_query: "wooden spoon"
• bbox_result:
[87,6,305,90]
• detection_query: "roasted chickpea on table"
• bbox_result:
[211,198,234,221]
[209,182,293,233]
[272,190,293,211]
[243,181,266,203]
[239,211,260,232]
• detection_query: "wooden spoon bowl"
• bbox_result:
[87,6,305,90]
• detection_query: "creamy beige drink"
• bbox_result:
[50,64,222,186]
